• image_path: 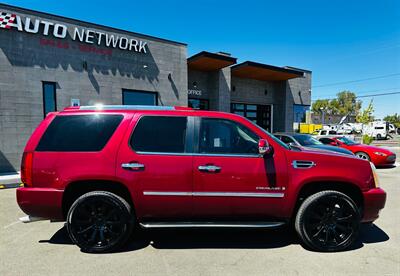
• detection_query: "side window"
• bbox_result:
[198,118,259,155]
[131,116,187,153]
[328,130,337,135]
[280,136,295,145]
[320,130,327,135]
[319,138,333,144]
[36,115,123,151]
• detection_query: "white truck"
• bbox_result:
[363,121,389,140]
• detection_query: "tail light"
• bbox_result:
[21,152,34,187]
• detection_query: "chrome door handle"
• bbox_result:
[198,165,221,173]
[121,163,145,171]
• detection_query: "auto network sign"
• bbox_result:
[0,11,148,53]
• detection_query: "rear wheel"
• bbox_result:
[66,191,134,253]
[295,190,360,252]
[355,151,370,161]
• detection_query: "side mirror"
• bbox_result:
[258,139,272,155]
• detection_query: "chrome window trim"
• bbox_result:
[80,105,175,111]
[136,151,261,158]
[143,191,284,198]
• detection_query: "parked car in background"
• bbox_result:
[274,133,354,156]
[319,136,396,166]
[17,105,386,253]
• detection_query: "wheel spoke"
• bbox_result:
[336,214,353,222]
[77,225,94,234]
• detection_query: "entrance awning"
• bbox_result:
[188,51,237,71]
[231,61,304,81]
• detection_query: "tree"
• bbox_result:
[356,100,374,124]
[336,91,362,115]
[383,113,400,128]
[311,91,361,116]
[311,99,331,114]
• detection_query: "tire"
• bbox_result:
[377,134,381,140]
[355,152,370,161]
[295,190,360,252]
[66,191,134,253]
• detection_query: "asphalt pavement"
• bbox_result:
[0,149,399,275]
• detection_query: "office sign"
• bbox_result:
[0,11,148,53]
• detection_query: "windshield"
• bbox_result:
[293,135,323,146]
[242,118,290,149]
[337,137,359,145]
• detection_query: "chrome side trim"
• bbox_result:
[139,221,285,229]
[143,191,284,198]
[143,191,192,196]
[292,160,316,169]
[80,105,175,111]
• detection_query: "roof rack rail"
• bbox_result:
[78,105,177,111]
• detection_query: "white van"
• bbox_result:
[364,122,388,140]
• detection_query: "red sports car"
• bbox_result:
[319,136,396,167]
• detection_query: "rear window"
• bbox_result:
[36,115,123,151]
[130,116,187,153]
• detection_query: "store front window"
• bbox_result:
[122,89,157,105]
[188,98,209,110]
[42,82,57,117]
[231,103,272,132]
[293,104,310,123]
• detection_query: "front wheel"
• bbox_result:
[355,151,370,161]
[295,190,360,252]
[66,191,134,253]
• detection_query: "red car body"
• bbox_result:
[16,106,386,252]
[17,107,386,222]
[320,136,396,167]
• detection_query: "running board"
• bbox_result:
[139,221,285,229]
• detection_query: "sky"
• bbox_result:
[3,0,400,119]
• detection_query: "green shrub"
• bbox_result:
[362,134,374,145]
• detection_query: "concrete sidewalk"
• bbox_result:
[0,172,22,189]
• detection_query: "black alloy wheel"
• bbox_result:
[295,190,360,252]
[66,191,134,253]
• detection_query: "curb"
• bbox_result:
[0,183,23,189]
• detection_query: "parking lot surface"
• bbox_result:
[1,149,399,275]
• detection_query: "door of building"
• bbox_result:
[231,103,273,132]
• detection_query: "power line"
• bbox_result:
[313,73,400,88]
[356,91,400,98]
[315,87,400,98]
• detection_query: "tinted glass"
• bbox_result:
[199,118,259,155]
[293,135,322,146]
[122,90,157,105]
[337,137,358,145]
[293,105,310,123]
[188,99,209,110]
[43,82,56,117]
[281,135,295,144]
[36,115,123,151]
[131,116,187,153]
[319,138,334,144]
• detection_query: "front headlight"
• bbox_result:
[374,151,387,156]
[370,162,379,188]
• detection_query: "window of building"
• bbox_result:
[198,118,259,155]
[122,89,157,105]
[131,116,187,153]
[36,115,123,152]
[293,105,310,123]
[42,82,57,117]
[188,98,209,110]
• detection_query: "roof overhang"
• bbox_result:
[188,51,237,71]
[231,61,304,81]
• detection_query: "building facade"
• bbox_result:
[0,4,311,173]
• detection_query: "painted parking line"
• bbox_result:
[0,183,23,189]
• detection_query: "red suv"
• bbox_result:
[17,105,386,253]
